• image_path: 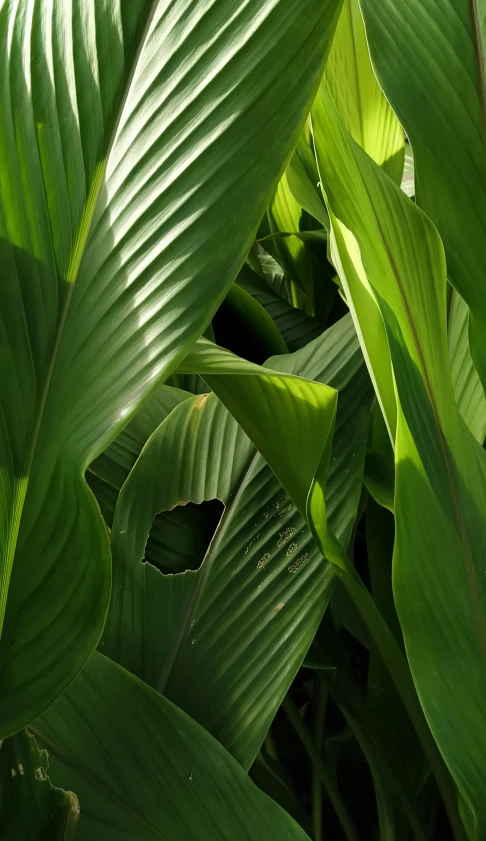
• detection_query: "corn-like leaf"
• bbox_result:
[313,90,486,833]
[324,0,404,183]
[359,0,486,391]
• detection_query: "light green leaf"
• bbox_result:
[103,316,372,768]
[313,89,486,835]
[359,0,486,391]
[32,652,312,841]
[324,0,404,183]
[286,132,330,229]
[0,0,341,736]
[0,729,78,840]
[449,290,486,444]
[267,170,321,311]
[181,341,338,518]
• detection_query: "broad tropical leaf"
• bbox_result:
[103,316,372,768]
[324,0,404,183]
[313,90,486,834]
[33,652,312,841]
[0,0,341,736]
[359,0,486,390]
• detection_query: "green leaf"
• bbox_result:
[0,729,78,841]
[323,0,404,183]
[359,0,486,391]
[237,264,326,352]
[214,281,288,360]
[181,341,338,518]
[286,132,330,229]
[313,90,485,835]
[103,316,372,768]
[267,171,322,311]
[33,652,312,841]
[0,0,341,736]
[449,290,486,444]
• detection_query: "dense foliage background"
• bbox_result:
[0,1,485,839]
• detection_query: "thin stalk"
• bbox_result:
[282,695,360,841]
[312,680,328,841]
[332,555,467,841]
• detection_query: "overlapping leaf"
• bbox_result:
[102,316,372,768]
[359,0,486,390]
[313,90,486,833]
[324,0,404,183]
[0,0,342,736]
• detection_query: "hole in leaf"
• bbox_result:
[144,499,224,575]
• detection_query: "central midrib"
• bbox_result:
[0,1,160,638]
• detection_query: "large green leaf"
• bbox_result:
[0,0,341,736]
[358,0,486,390]
[324,0,404,183]
[103,316,372,768]
[313,90,486,834]
[0,729,78,840]
[33,652,312,841]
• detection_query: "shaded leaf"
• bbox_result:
[0,730,78,841]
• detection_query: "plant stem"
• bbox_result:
[282,695,360,841]
[333,557,467,841]
[312,679,328,841]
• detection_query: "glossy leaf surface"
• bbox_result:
[359,0,486,390]
[0,0,341,735]
[313,90,486,831]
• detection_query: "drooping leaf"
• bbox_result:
[237,264,326,352]
[33,652,312,841]
[213,281,288,362]
[358,0,486,391]
[0,0,341,735]
[313,89,486,835]
[103,315,372,768]
[0,729,78,841]
[323,0,404,183]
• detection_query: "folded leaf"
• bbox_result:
[0,0,341,736]
[103,316,372,768]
